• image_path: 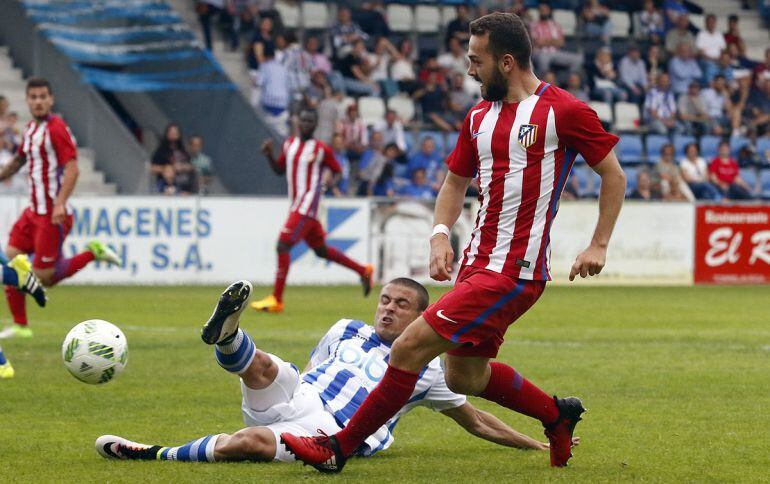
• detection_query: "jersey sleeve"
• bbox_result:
[445,111,477,178]
[557,99,619,167]
[322,143,342,173]
[307,319,348,368]
[49,120,77,166]
[420,365,467,412]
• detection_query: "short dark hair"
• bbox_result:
[469,13,531,69]
[26,77,52,94]
[388,278,429,312]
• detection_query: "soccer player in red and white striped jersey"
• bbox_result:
[0,78,121,339]
[281,13,626,472]
[251,108,373,313]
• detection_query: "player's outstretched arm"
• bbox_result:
[441,402,551,450]
[260,139,285,175]
[0,154,25,182]
[569,150,626,281]
[430,171,472,281]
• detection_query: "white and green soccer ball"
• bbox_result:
[62,320,128,385]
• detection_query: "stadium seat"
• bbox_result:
[388,94,415,123]
[440,5,457,25]
[445,132,459,156]
[690,14,705,31]
[403,131,416,153]
[730,135,751,156]
[387,4,414,32]
[301,2,329,30]
[756,137,770,159]
[614,102,640,132]
[646,135,669,161]
[359,96,386,127]
[700,135,721,159]
[616,135,644,165]
[610,11,631,37]
[419,131,445,155]
[673,134,696,158]
[415,5,441,34]
[760,169,770,199]
[624,166,639,193]
[589,101,612,124]
[571,165,591,196]
[275,0,300,29]
[553,9,576,36]
[740,168,758,194]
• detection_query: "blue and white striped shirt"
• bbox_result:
[302,319,466,456]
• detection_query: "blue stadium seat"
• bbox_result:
[760,169,770,199]
[672,134,696,159]
[624,167,639,193]
[445,132,459,156]
[645,135,669,161]
[730,136,751,156]
[570,165,591,197]
[418,131,445,155]
[757,138,770,161]
[616,135,644,165]
[403,131,416,153]
[740,168,758,194]
[700,135,721,159]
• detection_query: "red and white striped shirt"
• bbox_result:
[17,114,77,216]
[277,137,341,218]
[447,82,618,281]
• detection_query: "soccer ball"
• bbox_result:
[62,320,128,385]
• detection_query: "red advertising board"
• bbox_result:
[694,205,770,284]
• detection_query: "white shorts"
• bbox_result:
[240,354,342,462]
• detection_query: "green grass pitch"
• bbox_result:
[1,284,768,483]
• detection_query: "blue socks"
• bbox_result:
[0,347,6,365]
[214,329,256,374]
[158,435,219,462]
[1,265,18,287]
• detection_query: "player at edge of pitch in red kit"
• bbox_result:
[250,108,374,314]
[0,77,122,340]
[280,12,626,471]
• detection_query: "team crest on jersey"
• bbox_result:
[517,124,538,149]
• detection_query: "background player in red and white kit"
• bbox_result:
[0,78,121,339]
[251,109,373,313]
[281,13,626,471]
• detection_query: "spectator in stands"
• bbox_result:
[653,143,691,200]
[589,48,628,107]
[678,82,710,136]
[530,3,583,75]
[695,14,726,65]
[542,71,558,86]
[196,0,224,51]
[619,44,648,104]
[753,48,770,86]
[700,74,734,136]
[356,132,387,195]
[391,39,419,94]
[354,1,390,38]
[628,169,658,200]
[342,103,368,161]
[332,6,368,60]
[709,141,754,199]
[173,152,197,196]
[368,37,397,88]
[151,123,188,190]
[157,164,179,196]
[306,37,331,75]
[188,135,213,195]
[372,109,407,153]
[258,45,290,136]
[680,143,720,200]
[370,162,395,197]
[438,37,469,78]
[580,0,612,45]
[413,71,452,132]
[328,133,350,197]
[247,16,275,106]
[662,0,690,31]
[664,14,695,54]
[645,73,681,135]
[448,73,474,126]
[338,39,379,97]
[445,4,471,49]
[0,95,9,133]
[637,0,665,41]
[645,44,666,81]
[566,72,590,103]
[408,137,443,181]
[283,33,313,119]
[399,168,435,200]
[668,42,702,95]
[724,15,746,57]
[313,89,342,144]
[744,79,770,137]
[510,0,532,25]
[304,71,331,110]
[703,50,735,85]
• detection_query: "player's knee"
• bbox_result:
[390,334,427,371]
[312,245,327,258]
[34,270,55,287]
[444,371,472,395]
[218,429,274,461]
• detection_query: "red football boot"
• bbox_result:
[545,396,586,467]
[281,431,347,473]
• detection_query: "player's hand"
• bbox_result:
[261,139,273,158]
[429,234,454,281]
[52,203,66,225]
[569,244,607,281]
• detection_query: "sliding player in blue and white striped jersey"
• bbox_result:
[95,279,575,464]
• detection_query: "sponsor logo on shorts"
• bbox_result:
[436,310,460,324]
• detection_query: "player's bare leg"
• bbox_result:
[312,244,374,297]
[251,242,290,313]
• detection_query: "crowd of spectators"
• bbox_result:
[198,2,770,200]
[150,123,215,195]
[0,94,26,195]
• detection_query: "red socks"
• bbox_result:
[324,247,366,277]
[52,252,95,284]
[479,362,559,425]
[335,364,419,456]
[4,286,27,326]
[273,251,291,302]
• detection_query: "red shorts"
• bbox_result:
[8,208,73,269]
[278,212,326,249]
[423,266,546,358]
